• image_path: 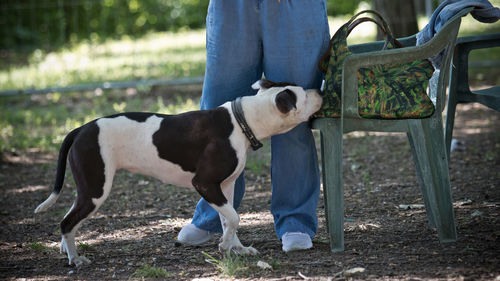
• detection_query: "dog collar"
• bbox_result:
[231,97,263,151]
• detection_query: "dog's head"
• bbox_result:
[251,79,322,124]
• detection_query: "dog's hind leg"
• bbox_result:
[60,177,115,266]
[59,141,116,267]
[60,195,96,267]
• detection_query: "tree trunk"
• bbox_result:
[373,0,419,40]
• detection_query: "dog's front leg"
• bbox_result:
[212,181,258,255]
[192,180,257,254]
[211,203,257,255]
[192,142,257,255]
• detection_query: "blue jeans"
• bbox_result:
[191,0,330,239]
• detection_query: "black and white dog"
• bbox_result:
[34,79,322,267]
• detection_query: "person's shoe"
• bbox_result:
[177,223,215,245]
[281,232,313,252]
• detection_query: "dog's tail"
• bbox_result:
[34,127,81,213]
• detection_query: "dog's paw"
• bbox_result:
[235,246,258,255]
[70,255,91,267]
[219,243,259,256]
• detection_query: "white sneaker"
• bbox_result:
[281,232,313,252]
[177,223,215,245]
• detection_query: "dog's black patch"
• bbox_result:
[153,107,237,206]
[106,112,157,123]
[260,79,297,89]
[61,122,105,234]
[275,89,297,114]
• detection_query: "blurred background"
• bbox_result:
[1,0,499,95]
[0,0,499,153]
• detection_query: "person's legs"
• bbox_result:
[270,124,322,238]
[181,0,263,235]
[260,0,330,241]
[180,0,331,250]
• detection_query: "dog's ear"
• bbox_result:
[275,89,297,114]
[252,79,297,90]
[252,79,269,90]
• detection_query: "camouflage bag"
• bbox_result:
[314,10,435,119]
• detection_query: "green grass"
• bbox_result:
[0,30,206,92]
[202,251,250,277]
[1,10,499,154]
[0,89,199,153]
[129,264,173,279]
[246,141,271,175]
[77,243,95,252]
[28,242,51,251]
[1,14,421,94]
[245,157,269,175]
[202,251,279,278]
[2,12,498,94]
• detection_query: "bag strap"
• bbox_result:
[318,10,401,74]
[347,10,393,36]
[347,17,386,36]
[349,10,406,48]
[347,17,390,50]
[349,10,405,48]
[318,17,389,73]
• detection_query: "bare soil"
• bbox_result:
[0,100,499,280]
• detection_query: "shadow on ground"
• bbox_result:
[0,100,499,280]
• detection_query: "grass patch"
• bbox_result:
[28,242,50,251]
[202,251,281,277]
[129,264,173,279]
[267,258,282,271]
[202,251,251,277]
[245,157,269,175]
[0,30,206,92]
[245,140,271,175]
[1,11,499,93]
[0,89,199,153]
[1,11,499,154]
[77,243,94,252]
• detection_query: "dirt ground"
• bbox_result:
[0,98,499,280]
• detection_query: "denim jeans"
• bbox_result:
[191,0,330,239]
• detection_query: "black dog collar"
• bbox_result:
[231,97,263,151]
